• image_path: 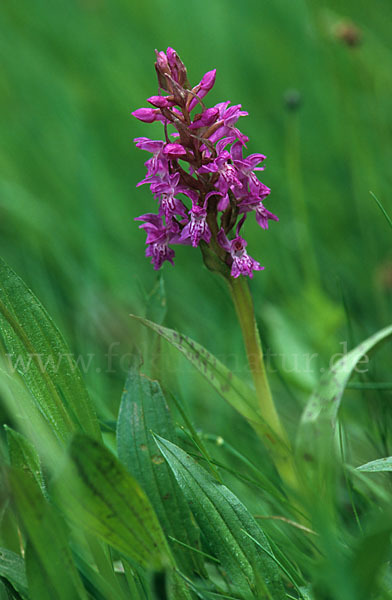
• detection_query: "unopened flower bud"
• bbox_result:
[163,143,187,158]
[166,47,189,87]
[132,108,164,123]
[147,95,174,108]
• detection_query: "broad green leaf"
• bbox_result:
[53,433,170,570]
[0,547,27,597]
[129,316,279,445]
[357,457,392,472]
[154,435,286,600]
[0,257,100,444]
[296,325,392,488]
[117,365,204,576]
[5,426,45,494]
[9,469,88,600]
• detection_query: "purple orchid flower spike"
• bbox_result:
[132,48,277,276]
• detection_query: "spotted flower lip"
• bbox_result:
[132,47,278,277]
[217,229,264,278]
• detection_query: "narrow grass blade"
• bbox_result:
[357,457,392,472]
[129,316,280,445]
[370,191,392,229]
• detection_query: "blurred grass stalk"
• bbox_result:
[228,276,299,494]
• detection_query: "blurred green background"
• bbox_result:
[1,0,391,449]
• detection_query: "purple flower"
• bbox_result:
[147,95,174,108]
[189,107,219,130]
[217,228,264,278]
[148,173,193,228]
[239,198,279,229]
[188,69,217,111]
[198,138,242,195]
[207,102,249,145]
[135,213,177,270]
[132,108,166,123]
[179,197,212,247]
[134,137,168,176]
[162,143,187,158]
[133,48,277,277]
[230,141,270,197]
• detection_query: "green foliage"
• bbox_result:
[116,364,204,576]
[130,316,278,443]
[0,547,27,598]
[9,469,88,600]
[0,257,100,446]
[1,0,392,597]
[154,434,286,599]
[357,457,392,472]
[52,433,170,570]
[296,324,392,498]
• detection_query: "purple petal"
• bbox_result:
[134,137,164,153]
[132,108,163,123]
[147,95,173,108]
[217,228,231,252]
[163,143,187,158]
[189,107,219,129]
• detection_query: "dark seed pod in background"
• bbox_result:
[334,20,363,47]
[283,88,302,111]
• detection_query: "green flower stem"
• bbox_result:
[228,275,298,492]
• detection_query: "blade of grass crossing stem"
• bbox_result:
[154,435,286,600]
[117,366,204,576]
[130,316,287,453]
